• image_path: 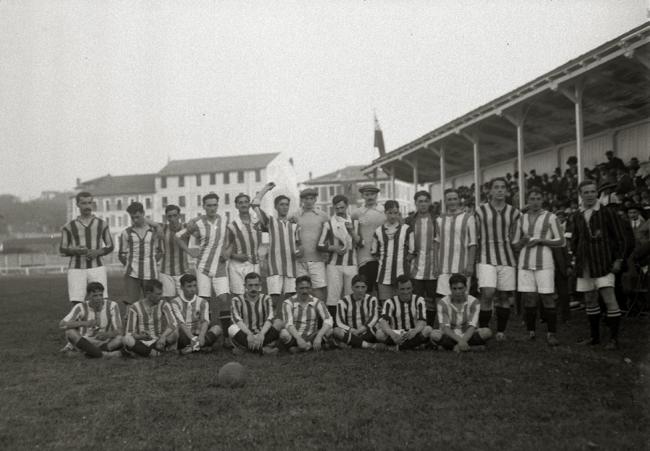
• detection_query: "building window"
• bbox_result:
[210,173,216,185]
[128,197,135,205]
[336,185,343,194]
[110,216,115,227]
[116,199,123,210]
[145,198,151,209]
[92,201,97,210]
[237,171,244,183]
[225,193,230,205]
[162,196,168,207]
[329,206,334,216]
[255,169,261,182]
[320,186,328,201]
[329,186,335,196]
[104,200,111,212]
[196,174,202,186]
[117,216,122,227]
[161,176,167,189]
[178,176,185,187]
[179,196,186,207]
[225,211,231,223]
[197,195,202,206]
[223,172,230,184]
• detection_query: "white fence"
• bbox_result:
[0,253,122,276]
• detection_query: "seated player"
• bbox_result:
[170,274,222,355]
[228,272,283,355]
[279,275,333,353]
[430,274,492,352]
[332,274,386,350]
[59,281,123,358]
[123,279,178,357]
[376,275,433,350]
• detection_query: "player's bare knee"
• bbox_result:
[123,335,135,347]
[333,327,345,339]
[429,329,442,341]
[227,324,239,338]
[523,293,538,308]
[375,330,386,342]
[540,294,555,309]
[478,328,492,339]
[209,325,222,336]
[422,326,433,337]
[279,329,291,342]
[64,329,81,344]
[272,319,284,330]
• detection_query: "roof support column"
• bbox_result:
[439,145,446,211]
[558,80,585,183]
[403,158,419,191]
[500,107,528,210]
[458,131,481,208]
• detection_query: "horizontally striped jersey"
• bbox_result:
[336,294,379,332]
[119,225,159,280]
[437,294,480,335]
[227,216,262,264]
[60,216,113,269]
[381,295,426,330]
[230,294,274,333]
[317,217,359,266]
[475,203,521,267]
[62,299,122,337]
[256,209,299,277]
[436,212,477,274]
[177,215,227,278]
[160,223,188,276]
[170,294,210,335]
[125,299,176,339]
[282,295,333,339]
[517,210,563,270]
[410,213,439,280]
[372,223,415,285]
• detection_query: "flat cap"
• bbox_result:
[358,184,380,193]
[299,187,319,198]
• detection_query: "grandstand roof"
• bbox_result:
[76,174,156,196]
[364,22,650,183]
[158,152,280,176]
[303,165,389,185]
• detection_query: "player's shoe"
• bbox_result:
[102,350,123,358]
[604,339,619,350]
[546,334,560,347]
[60,342,75,353]
[190,336,201,352]
[496,332,507,342]
[179,346,194,355]
[371,343,388,351]
[262,346,279,355]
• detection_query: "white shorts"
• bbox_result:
[326,264,358,305]
[576,270,615,292]
[67,266,108,302]
[196,272,229,297]
[159,273,182,297]
[267,275,296,295]
[517,269,555,294]
[296,261,327,288]
[437,273,472,296]
[228,260,261,295]
[477,264,516,291]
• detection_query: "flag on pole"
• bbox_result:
[374,114,386,157]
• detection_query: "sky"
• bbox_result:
[0,0,647,199]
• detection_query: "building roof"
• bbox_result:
[158,152,280,176]
[77,174,156,196]
[304,165,389,185]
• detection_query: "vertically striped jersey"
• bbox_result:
[437,294,480,335]
[475,203,521,267]
[517,210,563,270]
[336,294,379,331]
[372,224,415,285]
[170,294,210,335]
[60,216,113,269]
[227,217,261,264]
[257,210,299,277]
[381,295,426,330]
[411,214,439,280]
[436,212,477,274]
[317,217,359,266]
[282,295,332,339]
[231,294,274,333]
[62,300,122,337]
[177,216,227,278]
[125,300,176,339]
[119,226,159,280]
[160,223,188,276]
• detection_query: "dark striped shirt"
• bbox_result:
[381,295,426,330]
[60,216,113,269]
[160,223,188,276]
[317,217,359,266]
[476,203,520,267]
[119,226,159,280]
[231,294,274,333]
[372,223,415,285]
[336,294,379,331]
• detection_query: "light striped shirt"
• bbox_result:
[257,209,299,277]
[227,216,261,264]
[125,300,176,339]
[476,203,521,267]
[160,223,188,277]
[60,216,113,269]
[336,294,379,331]
[436,212,477,274]
[437,294,480,335]
[517,210,563,270]
[231,294,275,333]
[381,295,426,330]
[177,215,227,278]
[62,300,122,337]
[411,214,438,280]
[282,295,333,339]
[372,223,415,286]
[119,226,159,280]
[317,217,359,266]
[170,294,210,335]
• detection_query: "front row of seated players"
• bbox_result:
[61,273,491,357]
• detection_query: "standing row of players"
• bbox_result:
[60,176,627,353]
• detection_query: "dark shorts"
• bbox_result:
[438,332,486,350]
[359,261,380,293]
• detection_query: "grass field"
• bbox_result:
[0,274,648,450]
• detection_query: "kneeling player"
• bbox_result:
[280,275,333,353]
[376,275,433,350]
[123,279,178,357]
[229,272,283,355]
[59,282,123,358]
[171,274,222,354]
[430,274,492,352]
[333,275,385,350]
